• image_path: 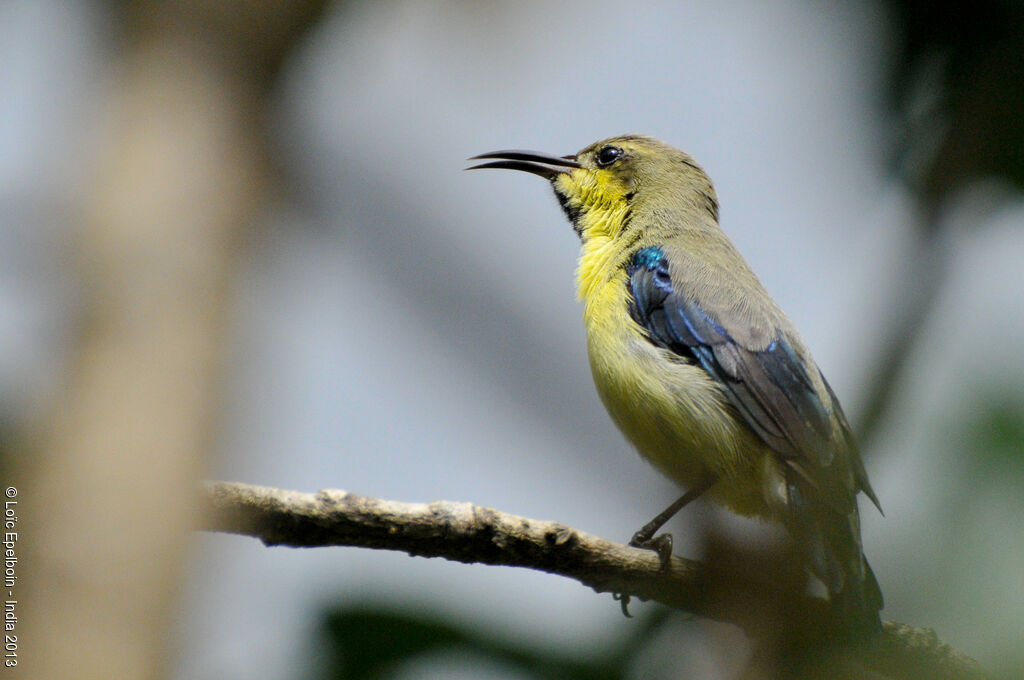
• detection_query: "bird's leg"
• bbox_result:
[630,476,717,569]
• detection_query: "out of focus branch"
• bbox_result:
[201,481,987,680]
[20,4,328,679]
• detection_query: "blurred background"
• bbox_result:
[2,1,1023,678]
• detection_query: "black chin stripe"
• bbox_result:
[553,189,584,234]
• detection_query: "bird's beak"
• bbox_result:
[466,150,581,179]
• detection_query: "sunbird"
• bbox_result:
[468,135,883,633]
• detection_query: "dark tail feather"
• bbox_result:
[788,484,883,635]
[831,556,883,635]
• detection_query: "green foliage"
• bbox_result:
[969,394,1024,474]
[315,604,672,680]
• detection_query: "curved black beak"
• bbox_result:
[466,150,580,179]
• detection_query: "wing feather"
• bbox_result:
[626,246,835,464]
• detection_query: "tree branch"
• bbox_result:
[199,481,987,680]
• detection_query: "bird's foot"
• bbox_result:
[629,530,673,570]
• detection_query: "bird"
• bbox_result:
[467,134,883,634]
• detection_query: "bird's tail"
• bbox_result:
[788,488,883,636]
[828,549,883,636]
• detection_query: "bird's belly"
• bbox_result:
[583,282,773,517]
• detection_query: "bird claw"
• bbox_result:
[613,531,673,617]
[630,531,674,570]
[613,591,633,618]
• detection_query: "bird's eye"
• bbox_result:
[595,145,623,168]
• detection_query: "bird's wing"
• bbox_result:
[625,245,879,511]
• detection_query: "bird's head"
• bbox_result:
[468,135,719,240]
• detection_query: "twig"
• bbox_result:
[199,481,987,680]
